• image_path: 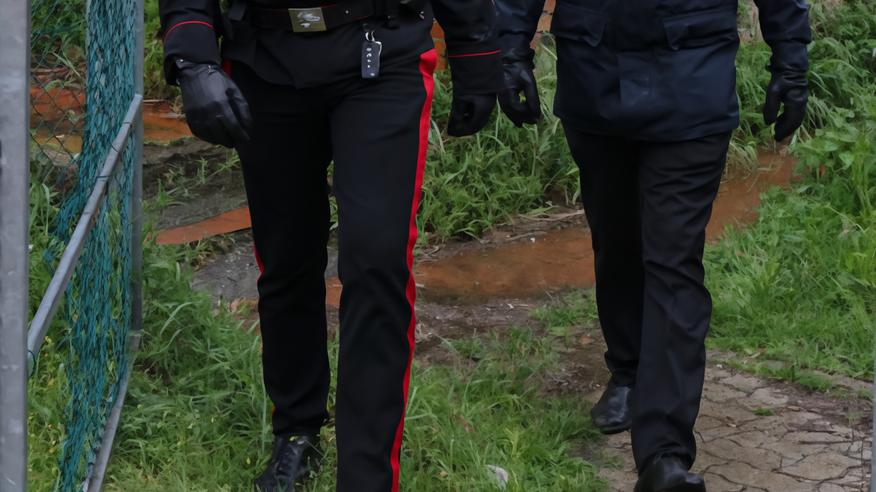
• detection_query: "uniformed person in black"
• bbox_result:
[495,0,810,490]
[157,0,502,490]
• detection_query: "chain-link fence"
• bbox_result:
[0,0,143,489]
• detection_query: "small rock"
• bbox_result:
[722,374,762,393]
[706,383,748,403]
[486,465,509,489]
[748,387,789,407]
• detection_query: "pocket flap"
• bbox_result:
[550,2,609,48]
[663,7,737,50]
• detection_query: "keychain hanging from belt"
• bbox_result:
[361,22,382,79]
[362,0,425,79]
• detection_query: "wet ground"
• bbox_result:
[161,150,795,305]
[143,133,871,490]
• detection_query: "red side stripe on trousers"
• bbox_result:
[389,48,437,492]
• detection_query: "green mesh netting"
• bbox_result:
[31,0,137,489]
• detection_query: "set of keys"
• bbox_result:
[361,27,383,79]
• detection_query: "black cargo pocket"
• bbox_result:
[663,6,738,51]
[550,1,609,48]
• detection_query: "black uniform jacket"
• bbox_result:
[498,0,811,141]
[159,0,502,94]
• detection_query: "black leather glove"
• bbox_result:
[448,94,497,137]
[763,69,808,142]
[498,48,541,127]
[176,59,253,148]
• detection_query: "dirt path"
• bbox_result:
[595,363,871,491]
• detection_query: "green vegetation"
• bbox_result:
[706,0,876,380]
[29,181,605,490]
[422,49,578,239]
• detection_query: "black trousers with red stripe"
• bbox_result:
[231,50,436,491]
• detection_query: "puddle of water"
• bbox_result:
[707,151,794,238]
[30,89,192,155]
[415,228,594,302]
[175,151,794,305]
[31,86,85,123]
[414,151,795,302]
[143,101,192,142]
[156,207,251,245]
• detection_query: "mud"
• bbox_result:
[31,88,192,158]
[143,141,247,229]
[413,151,795,303]
[157,207,251,245]
[179,150,796,308]
[143,100,192,142]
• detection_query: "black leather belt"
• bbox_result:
[249,3,377,32]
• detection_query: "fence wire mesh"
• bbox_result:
[28,0,140,489]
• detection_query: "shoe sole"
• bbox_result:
[634,477,706,492]
[595,419,632,435]
[253,459,321,492]
[660,483,706,492]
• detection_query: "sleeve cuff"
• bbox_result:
[769,41,809,74]
[447,49,503,94]
[162,20,221,84]
[500,34,535,60]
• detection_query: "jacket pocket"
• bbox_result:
[663,6,738,51]
[550,1,609,48]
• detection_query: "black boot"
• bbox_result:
[634,455,705,492]
[254,433,322,492]
[590,382,633,434]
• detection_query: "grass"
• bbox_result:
[27,184,606,490]
[704,0,876,381]
[104,250,604,491]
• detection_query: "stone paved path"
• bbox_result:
[592,364,872,491]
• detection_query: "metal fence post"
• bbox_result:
[0,0,31,490]
[132,0,145,344]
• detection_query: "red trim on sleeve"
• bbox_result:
[163,20,214,42]
[447,49,501,59]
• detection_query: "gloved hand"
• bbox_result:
[176,59,253,148]
[448,93,497,137]
[763,69,808,142]
[498,48,541,127]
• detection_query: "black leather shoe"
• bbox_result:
[590,383,633,434]
[254,433,321,492]
[634,456,706,492]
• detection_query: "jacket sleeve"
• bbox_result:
[752,0,812,73]
[431,0,503,94]
[496,0,545,61]
[158,0,223,84]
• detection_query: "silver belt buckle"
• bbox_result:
[288,7,327,33]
